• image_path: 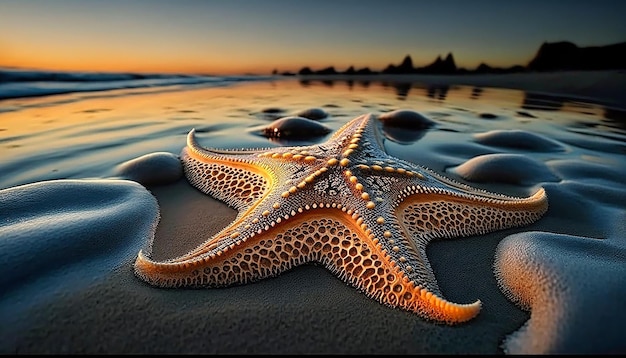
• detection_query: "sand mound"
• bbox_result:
[494,231,626,354]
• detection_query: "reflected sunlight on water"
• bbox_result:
[0,78,624,191]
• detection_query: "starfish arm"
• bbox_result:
[134,208,482,324]
[393,185,548,292]
[395,186,549,242]
[182,130,276,211]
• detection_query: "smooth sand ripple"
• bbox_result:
[492,160,626,354]
[494,231,626,354]
[0,179,159,351]
[113,151,183,186]
[450,153,560,185]
[474,129,565,152]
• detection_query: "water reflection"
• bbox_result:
[521,92,564,111]
[1,77,623,191]
[392,82,412,100]
[603,107,626,131]
[290,79,618,123]
[426,85,450,101]
[471,87,483,100]
[378,82,452,102]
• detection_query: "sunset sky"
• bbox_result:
[1,0,625,75]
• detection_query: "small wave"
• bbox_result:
[0,68,273,100]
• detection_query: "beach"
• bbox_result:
[1,70,625,354]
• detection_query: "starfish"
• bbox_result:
[134,113,548,324]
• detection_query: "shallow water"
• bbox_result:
[1,78,624,193]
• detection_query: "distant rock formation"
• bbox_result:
[295,65,378,76]
[382,55,415,74]
[354,67,375,75]
[380,53,457,74]
[527,41,626,71]
[298,67,314,76]
[475,63,493,74]
[316,66,338,75]
[417,53,456,74]
[382,64,397,74]
[298,52,462,76]
[285,41,626,76]
[475,63,526,74]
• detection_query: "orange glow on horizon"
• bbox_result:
[1,54,508,76]
[1,51,405,76]
[1,42,514,75]
[1,51,274,75]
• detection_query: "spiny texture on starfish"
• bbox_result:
[134,113,548,324]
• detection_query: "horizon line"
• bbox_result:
[2,40,624,77]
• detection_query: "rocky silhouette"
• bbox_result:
[298,67,314,75]
[528,41,626,71]
[418,53,457,74]
[354,67,375,75]
[276,41,626,76]
[475,63,525,74]
[382,55,415,74]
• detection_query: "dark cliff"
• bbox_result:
[528,41,626,71]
